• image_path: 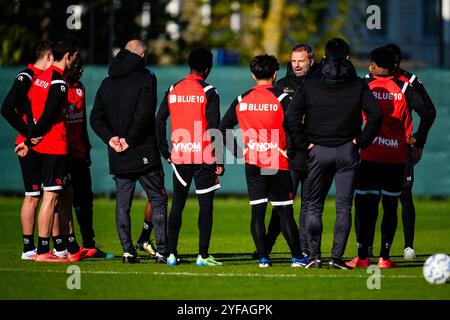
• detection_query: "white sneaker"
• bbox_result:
[21,249,37,260]
[404,247,416,260]
[53,248,68,259]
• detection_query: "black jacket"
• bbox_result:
[394,68,437,149]
[275,63,318,171]
[274,63,303,95]
[90,49,160,174]
[287,58,383,151]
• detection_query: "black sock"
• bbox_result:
[52,236,66,252]
[65,233,80,254]
[137,220,153,244]
[380,242,392,260]
[23,234,35,252]
[357,243,368,260]
[37,237,50,254]
[83,239,96,249]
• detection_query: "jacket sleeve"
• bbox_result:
[406,86,434,149]
[410,81,436,149]
[218,99,243,158]
[205,88,220,130]
[286,86,308,151]
[80,89,92,158]
[280,94,296,158]
[90,82,115,145]
[25,81,68,147]
[1,75,30,136]
[356,81,383,149]
[125,80,156,148]
[155,92,171,160]
[205,88,222,163]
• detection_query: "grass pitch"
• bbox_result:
[0,196,449,300]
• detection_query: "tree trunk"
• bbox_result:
[262,0,285,56]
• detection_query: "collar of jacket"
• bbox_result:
[185,73,204,81]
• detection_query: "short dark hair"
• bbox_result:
[52,39,78,61]
[36,40,53,60]
[371,46,396,72]
[66,54,84,83]
[188,48,213,72]
[292,44,314,60]
[385,43,401,65]
[324,38,350,60]
[250,54,279,79]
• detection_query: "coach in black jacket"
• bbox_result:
[287,38,383,269]
[90,40,167,264]
[259,44,318,260]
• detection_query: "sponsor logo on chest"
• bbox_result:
[65,104,83,121]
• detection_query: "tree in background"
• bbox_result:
[0,0,353,66]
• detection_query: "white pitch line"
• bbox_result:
[0,268,421,279]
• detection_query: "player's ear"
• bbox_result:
[272,71,277,83]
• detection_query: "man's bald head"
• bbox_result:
[125,39,147,58]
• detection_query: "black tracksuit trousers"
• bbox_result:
[302,141,359,260]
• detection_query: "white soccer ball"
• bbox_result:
[422,254,450,284]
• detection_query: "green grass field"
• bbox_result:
[0,196,449,300]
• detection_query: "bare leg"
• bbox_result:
[21,196,39,235]
[38,191,60,238]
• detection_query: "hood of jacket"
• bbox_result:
[318,57,357,86]
[108,49,145,79]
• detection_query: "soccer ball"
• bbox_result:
[422,254,450,284]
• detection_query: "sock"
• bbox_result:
[83,239,96,249]
[380,242,392,260]
[357,243,368,260]
[199,251,208,260]
[137,220,153,244]
[23,234,35,252]
[65,233,80,254]
[37,237,50,254]
[52,236,66,252]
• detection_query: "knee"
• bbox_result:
[400,190,412,203]
[24,195,40,207]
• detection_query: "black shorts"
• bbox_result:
[18,149,42,196]
[245,164,294,206]
[35,153,70,192]
[401,147,414,190]
[171,163,221,194]
[355,160,405,197]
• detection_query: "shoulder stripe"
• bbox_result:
[237,95,242,103]
[16,72,32,80]
[277,93,289,102]
[409,74,416,84]
[169,85,174,92]
[364,74,370,78]
[401,81,409,94]
[203,85,214,93]
[51,80,66,85]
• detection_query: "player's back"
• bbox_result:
[362,76,411,164]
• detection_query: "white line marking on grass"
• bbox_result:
[0,268,422,279]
